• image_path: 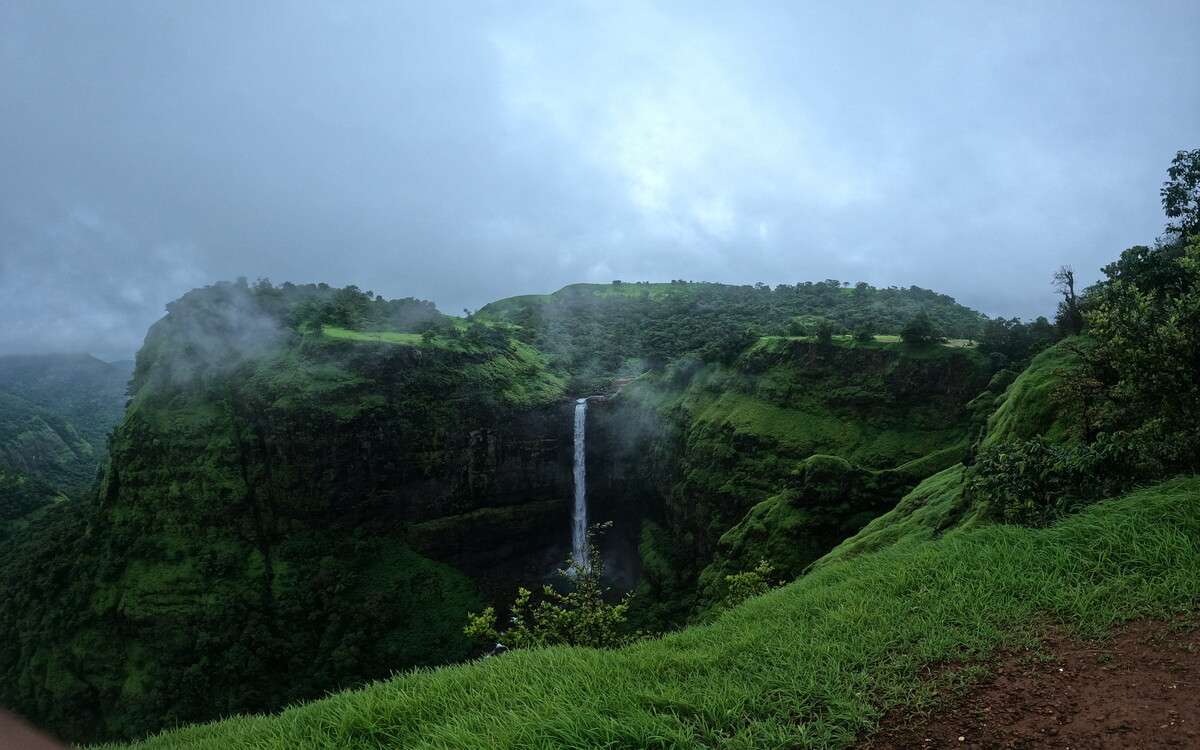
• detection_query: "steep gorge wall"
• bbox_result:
[583,341,993,624]
[1,339,583,744]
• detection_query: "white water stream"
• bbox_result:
[572,397,589,570]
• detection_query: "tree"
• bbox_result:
[900,311,939,345]
[721,559,780,609]
[464,523,633,651]
[1083,236,1200,434]
[1053,265,1083,335]
[815,320,834,346]
[853,323,874,343]
[1162,148,1200,238]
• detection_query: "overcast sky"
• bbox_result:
[2,1,1197,359]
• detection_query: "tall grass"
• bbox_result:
[103,478,1200,750]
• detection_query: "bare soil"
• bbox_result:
[862,620,1200,749]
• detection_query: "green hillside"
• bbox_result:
[478,279,986,391]
[0,281,574,743]
[0,354,131,530]
[814,338,1082,568]
[5,223,1199,747]
[596,335,991,622]
[102,478,1200,750]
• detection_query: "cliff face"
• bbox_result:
[0,288,585,744]
[582,340,993,625]
[105,341,577,580]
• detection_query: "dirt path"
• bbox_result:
[862,620,1200,749]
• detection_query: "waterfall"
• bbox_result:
[572,397,589,570]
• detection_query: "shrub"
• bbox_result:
[968,421,1192,526]
[721,559,780,610]
[464,524,633,650]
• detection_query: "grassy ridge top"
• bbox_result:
[478,279,986,393]
[104,477,1200,750]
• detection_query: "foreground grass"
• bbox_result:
[104,478,1200,749]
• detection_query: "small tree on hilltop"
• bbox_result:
[815,320,834,346]
[900,311,940,345]
[1053,265,1083,336]
[464,522,633,651]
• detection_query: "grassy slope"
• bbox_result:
[981,341,1080,448]
[659,337,986,468]
[815,340,1081,568]
[104,477,1200,750]
[609,338,989,620]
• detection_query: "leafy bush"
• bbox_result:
[720,559,780,610]
[465,525,634,650]
[970,421,1194,526]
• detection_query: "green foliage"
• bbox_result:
[0,280,585,744]
[101,478,1200,750]
[0,354,130,500]
[815,464,982,568]
[623,340,989,623]
[0,500,482,745]
[976,316,1057,367]
[479,280,984,390]
[1162,148,1200,237]
[970,236,1200,526]
[1082,236,1200,437]
[968,428,1185,526]
[966,438,1084,525]
[980,340,1080,449]
[289,283,442,333]
[815,320,834,346]
[465,525,633,650]
[900,311,941,345]
[720,559,779,610]
[695,452,950,609]
[0,466,62,523]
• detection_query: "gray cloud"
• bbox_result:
[2,0,1198,359]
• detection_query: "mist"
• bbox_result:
[2,0,1198,360]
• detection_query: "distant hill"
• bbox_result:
[0,353,131,506]
[478,280,986,389]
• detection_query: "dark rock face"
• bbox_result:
[584,396,674,589]
[396,402,578,595]
[13,342,588,744]
[104,372,580,593]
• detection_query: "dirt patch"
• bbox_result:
[863,620,1200,749]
